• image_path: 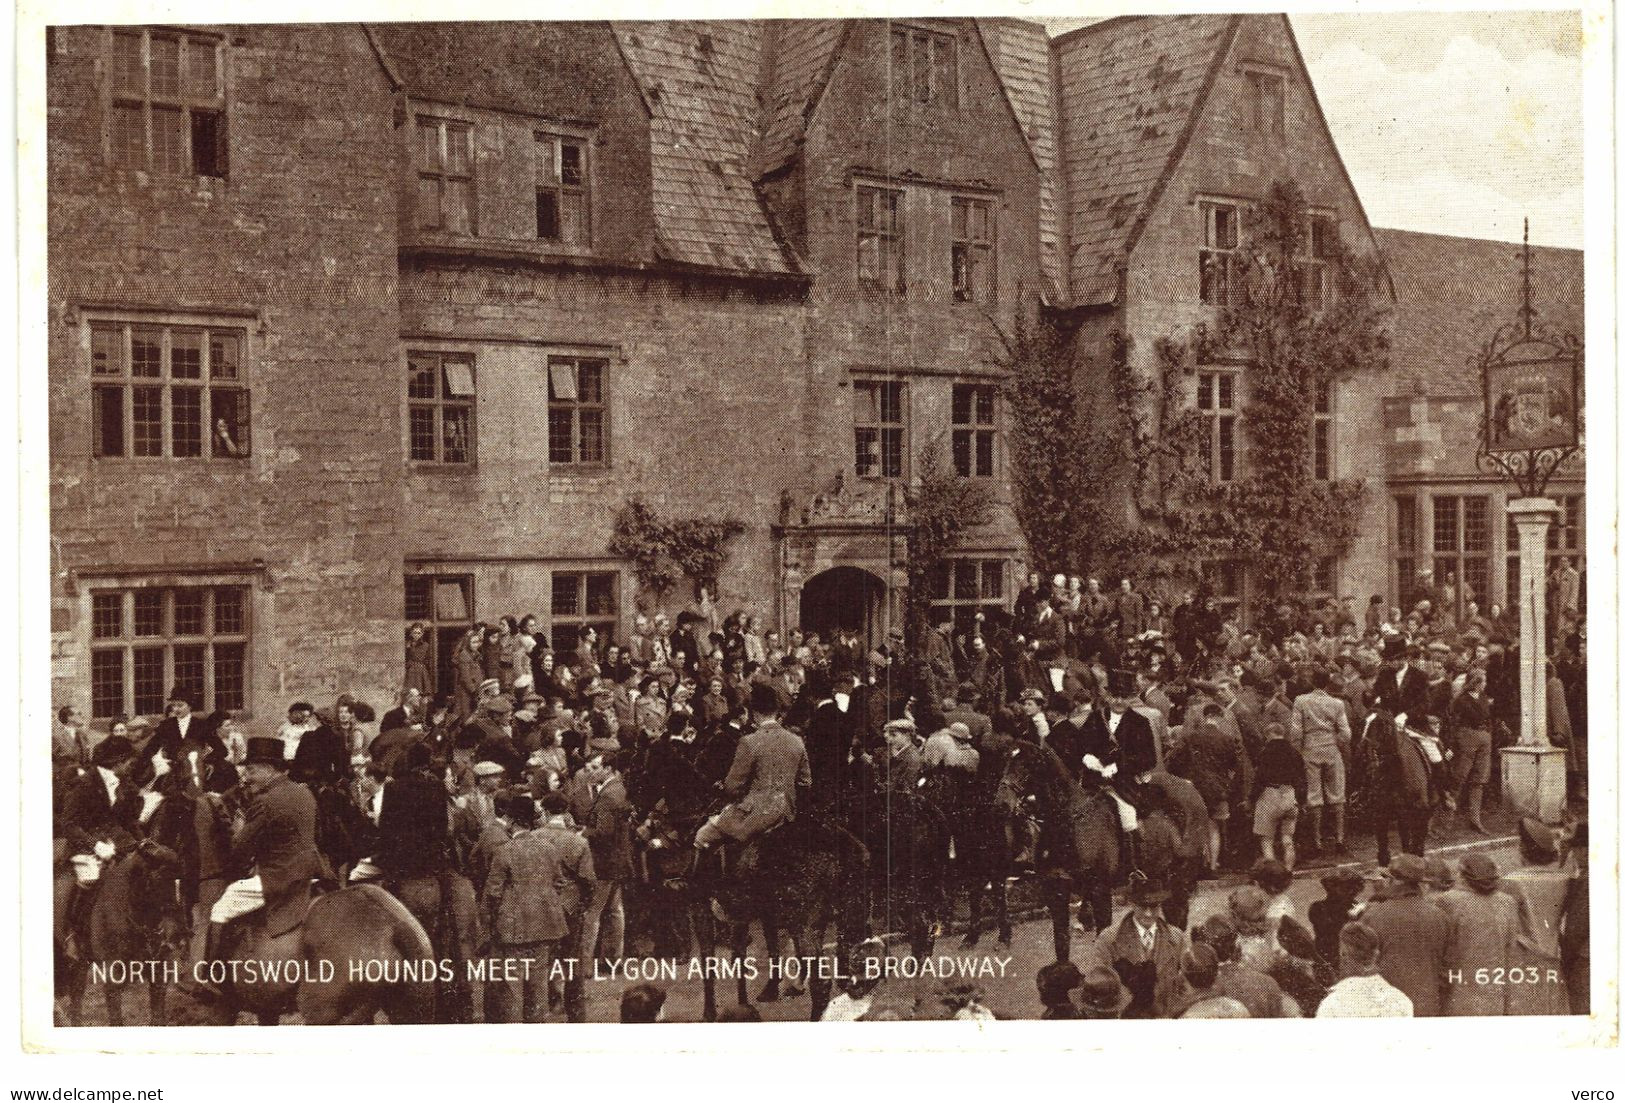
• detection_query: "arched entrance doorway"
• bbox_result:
[799,566,886,652]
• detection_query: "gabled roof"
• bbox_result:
[1377,228,1584,397]
[1052,14,1239,305]
[613,22,797,275]
[369,22,629,121]
[978,18,1064,302]
[754,20,847,179]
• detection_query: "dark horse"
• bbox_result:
[57,838,189,1026]
[922,765,1012,950]
[998,742,1179,963]
[168,884,438,1026]
[384,871,480,1024]
[641,810,870,1021]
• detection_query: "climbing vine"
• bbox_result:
[902,435,993,638]
[608,498,746,601]
[1005,179,1386,605]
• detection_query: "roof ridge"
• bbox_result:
[1114,14,1242,288]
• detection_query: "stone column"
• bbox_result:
[1501,496,1565,821]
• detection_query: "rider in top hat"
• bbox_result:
[193,735,329,991]
[692,682,810,876]
[1075,669,1159,866]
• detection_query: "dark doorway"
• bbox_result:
[799,566,886,652]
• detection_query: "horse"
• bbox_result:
[168,884,437,1026]
[385,871,480,1024]
[922,764,1013,950]
[57,838,189,1026]
[997,742,1179,963]
[641,809,870,1022]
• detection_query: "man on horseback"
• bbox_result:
[190,736,328,995]
[1075,669,1159,872]
[54,734,144,958]
[691,682,810,883]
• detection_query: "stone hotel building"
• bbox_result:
[46,16,1583,725]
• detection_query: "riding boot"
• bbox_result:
[180,923,226,1000]
[1465,784,1488,834]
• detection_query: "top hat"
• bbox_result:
[1128,870,1170,906]
[242,736,289,769]
[1106,669,1137,698]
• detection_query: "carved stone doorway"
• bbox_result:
[798,566,886,653]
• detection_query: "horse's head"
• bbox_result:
[635,811,689,883]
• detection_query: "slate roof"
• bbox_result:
[1377,228,1584,397]
[369,22,628,124]
[1051,14,1238,305]
[754,19,847,178]
[613,21,796,274]
[978,18,1063,302]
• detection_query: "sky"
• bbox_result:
[1040,11,1584,247]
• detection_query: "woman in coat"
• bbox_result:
[451,629,484,721]
[404,622,434,698]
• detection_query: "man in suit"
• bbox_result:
[380,687,425,737]
[874,718,923,799]
[1359,854,1451,1016]
[804,673,862,812]
[1108,874,1189,1017]
[693,682,811,875]
[1076,578,1113,663]
[480,794,567,1023]
[188,737,327,995]
[1113,578,1147,645]
[535,791,597,1022]
[569,748,634,963]
[1076,670,1159,865]
[54,735,145,952]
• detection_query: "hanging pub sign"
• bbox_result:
[1483,338,1580,453]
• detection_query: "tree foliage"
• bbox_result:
[608,497,746,601]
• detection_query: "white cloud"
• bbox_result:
[1296,22,1583,246]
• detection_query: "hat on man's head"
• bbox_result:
[91,735,135,768]
[472,760,506,778]
[1127,870,1170,906]
[1106,669,1137,698]
[1321,867,1365,897]
[1424,856,1456,890]
[1461,853,1501,892]
[1386,853,1428,885]
[1035,961,1083,1003]
[242,736,289,769]
[483,696,513,717]
[1075,966,1132,1017]
[477,679,501,698]
[947,721,972,743]
[1017,688,1046,706]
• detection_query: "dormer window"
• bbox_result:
[889,26,958,109]
[535,132,591,246]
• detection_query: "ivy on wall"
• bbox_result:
[608,498,746,601]
[901,436,995,637]
[1006,179,1388,604]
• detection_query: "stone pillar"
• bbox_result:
[1501,496,1565,821]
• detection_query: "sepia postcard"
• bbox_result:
[13,0,1617,1071]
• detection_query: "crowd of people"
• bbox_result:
[50,561,1588,1022]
